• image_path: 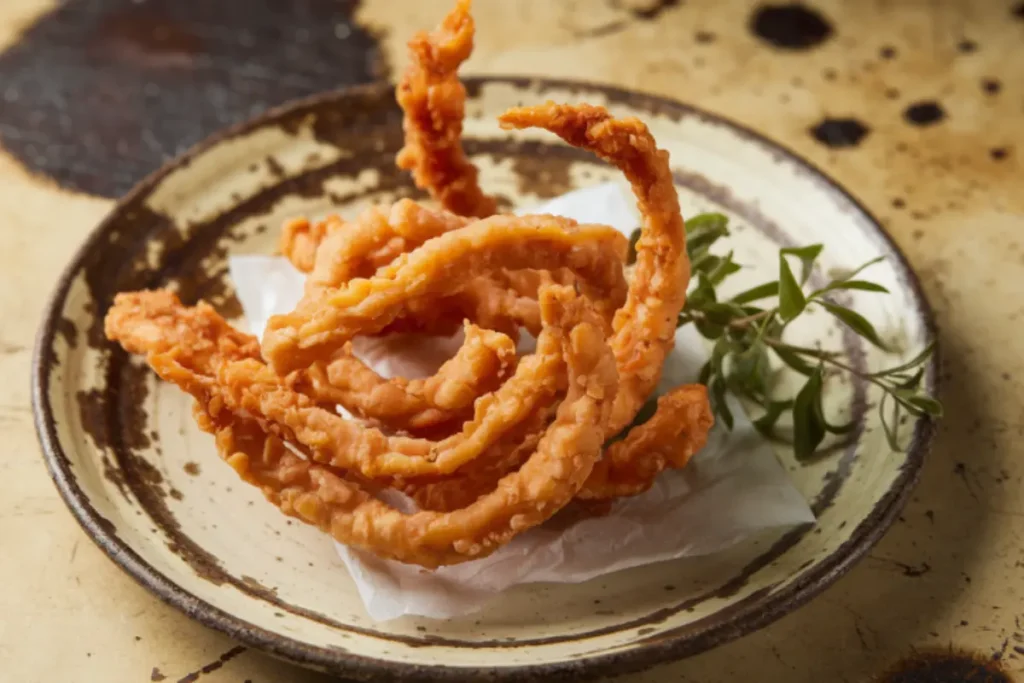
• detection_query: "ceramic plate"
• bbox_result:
[32,78,937,681]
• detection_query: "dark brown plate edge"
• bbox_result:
[30,76,940,683]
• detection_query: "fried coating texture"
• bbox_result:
[261,216,628,374]
[141,288,618,568]
[109,290,568,480]
[499,103,690,434]
[395,0,497,218]
[103,0,716,568]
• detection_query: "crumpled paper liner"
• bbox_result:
[228,182,814,621]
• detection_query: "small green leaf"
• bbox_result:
[695,319,726,340]
[893,390,944,417]
[707,253,743,286]
[879,393,904,452]
[626,228,642,265]
[730,342,771,401]
[687,275,718,308]
[814,280,890,297]
[690,250,717,274]
[792,366,827,460]
[686,214,730,259]
[698,360,713,386]
[778,253,807,322]
[605,397,659,445]
[824,417,858,435]
[869,341,936,378]
[752,399,793,436]
[710,338,733,374]
[891,368,925,390]
[731,281,780,304]
[709,375,734,430]
[700,302,746,325]
[827,256,885,284]
[781,244,823,284]
[904,394,943,417]
[772,345,818,375]
[817,301,888,349]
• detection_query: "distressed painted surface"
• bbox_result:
[1,0,1022,681]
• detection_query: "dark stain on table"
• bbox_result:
[0,0,385,197]
[904,101,947,127]
[990,147,1010,161]
[809,118,871,148]
[957,39,978,54]
[174,645,247,683]
[982,79,1002,95]
[749,3,834,50]
[876,650,1012,682]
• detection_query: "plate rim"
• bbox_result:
[31,76,939,682]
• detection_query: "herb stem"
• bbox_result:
[688,309,896,391]
[762,338,898,392]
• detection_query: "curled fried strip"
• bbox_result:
[109,289,574,479]
[498,103,690,434]
[396,0,497,218]
[104,290,512,431]
[578,385,713,500]
[200,287,618,568]
[279,215,345,273]
[401,403,558,512]
[297,200,544,336]
[262,216,627,374]
[281,202,528,426]
[299,321,516,430]
[407,385,713,510]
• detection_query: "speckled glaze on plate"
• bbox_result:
[32,78,937,681]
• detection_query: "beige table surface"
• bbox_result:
[2,0,1022,681]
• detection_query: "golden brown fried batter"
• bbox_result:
[261,216,628,374]
[103,0,717,570]
[182,288,618,568]
[279,215,345,273]
[109,290,568,479]
[396,0,497,218]
[499,103,690,434]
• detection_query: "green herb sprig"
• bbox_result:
[626,213,941,460]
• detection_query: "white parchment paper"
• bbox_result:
[228,182,815,621]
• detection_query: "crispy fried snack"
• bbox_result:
[104,0,716,569]
[499,103,690,434]
[109,290,566,479]
[395,0,497,218]
[290,200,566,338]
[261,216,628,374]
[170,288,617,568]
[280,215,345,274]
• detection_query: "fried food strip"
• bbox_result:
[498,103,691,434]
[578,385,713,500]
[280,203,526,427]
[299,320,516,431]
[105,289,260,363]
[273,203,615,429]
[396,0,497,218]
[262,216,627,374]
[407,385,713,510]
[104,290,511,431]
[279,215,345,273]
[298,200,543,336]
[109,289,575,479]
[200,287,618,568]
[401,403,558,511]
